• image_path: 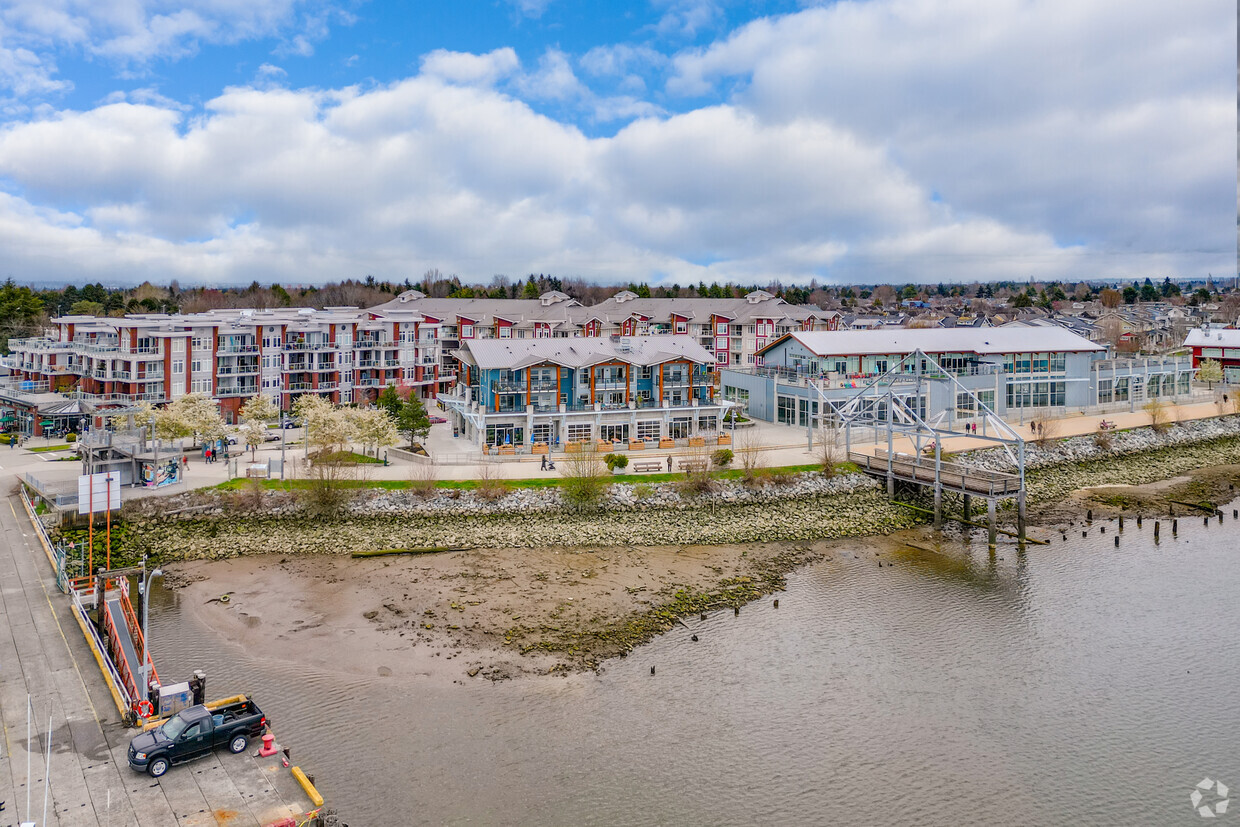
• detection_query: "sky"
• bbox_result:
[0,0,1233,288]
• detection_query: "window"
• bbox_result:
[1050,353,1066,372]
[192,378,211,393]
[192,336,210,350]
[675,321,687,334]
[461,324,474,338]
[567,423,591,442]
[956,392,976,418]
[172,339,185,354]
[339,334,352,348]
[637,420,660,441]
[1114,377,1129,402]
[715,338,728,354]
[1178,372,1191,394]
[1098,379,1113,404]
[715,321,728,335]
[340,388,353,403]
[978,390,995,412]
[777,396,796,424]
[499,326,512,338]
[724,386,749,405]
[172,359,184,375]
[191,359,203,373]
[668,417,691,439]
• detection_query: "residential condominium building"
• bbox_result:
[3,305,450,422]
[369,288,840,368]
[443,336,729,450]
[5,290,838,425]
[720,327,1197,429]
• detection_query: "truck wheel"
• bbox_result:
[229,734,249,754]
[148,757,170,778]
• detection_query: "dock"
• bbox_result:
[0,494,321,826]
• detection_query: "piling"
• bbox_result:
[1137,515,1142,528]
[1119,516,1124,531]
[1114,536,1119,546]
[1173,520,1178,535]
[1154,521,1160,539]
[1086,509,1093,522]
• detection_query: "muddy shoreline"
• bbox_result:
[162,460,1240,683]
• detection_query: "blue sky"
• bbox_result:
[0,0,1232,287]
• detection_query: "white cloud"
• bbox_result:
[0,0,346,97]
[0,0,1230,287]
[580,44,668,78]
[420,48,520,87]
[668,0,1234,268]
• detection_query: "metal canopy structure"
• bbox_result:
[809,349,1028,542]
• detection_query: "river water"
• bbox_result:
[149,510,1240,826]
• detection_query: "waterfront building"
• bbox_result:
[1183,326,1240,383]
[3,290,836,435]
[442,336,729,451]
[720,327,1196,428]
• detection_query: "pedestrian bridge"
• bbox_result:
[848,449,1021,498]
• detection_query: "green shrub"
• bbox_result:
[711,448,733,468]
[603,453,628,471]
[65,432,77,443]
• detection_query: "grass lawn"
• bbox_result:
[28,443,74,453]
[208,461,856,493]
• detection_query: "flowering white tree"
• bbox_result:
[348,407,399,458]
[294,394,354,456]
[165,393,227,447]
[239,394,279,459]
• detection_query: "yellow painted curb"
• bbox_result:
[291,766,325,807]
[18,489,58,574]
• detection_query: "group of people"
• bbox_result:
[203,445,220,463]
[963,422,979,434]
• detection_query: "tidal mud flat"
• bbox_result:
[132,417,1240,678]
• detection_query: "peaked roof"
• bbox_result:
[759,327,1105,358]
[457,336,716,370]
[1184,327,1240,348]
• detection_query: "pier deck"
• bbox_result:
[0,494,316,826]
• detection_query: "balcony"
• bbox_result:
[79,341,119,354]
[356,359,379,368]
[122,346,162,356]
[217,365,260,376]
[216,383,259,397]
[217,344,258,355]
[283,339,333,351]
[383,359,400,367]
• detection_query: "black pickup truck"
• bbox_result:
[128,698,268,778]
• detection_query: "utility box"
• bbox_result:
[158,681,194,717]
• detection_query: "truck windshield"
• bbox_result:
[161,715,188,740]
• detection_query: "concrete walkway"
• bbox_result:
[0,493,315,826]
[7,397,1235,492]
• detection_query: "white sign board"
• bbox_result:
[77,471,121,515]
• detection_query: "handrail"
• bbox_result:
[100,594,141,705]
[119,588,159,686]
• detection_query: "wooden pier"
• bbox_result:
[0,494,320,826]
[849,449,1027,543]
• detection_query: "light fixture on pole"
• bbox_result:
[139,562,164,710]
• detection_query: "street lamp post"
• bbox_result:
[139,562,164,707]
[280,413,286,480]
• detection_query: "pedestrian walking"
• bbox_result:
[666,455,673,472]
[540,455,547,471]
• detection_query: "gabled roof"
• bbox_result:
[758,327,1105,358]
[1184,327,1240,348]
[457,336,716,370]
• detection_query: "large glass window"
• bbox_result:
[956,392,975,418]
[777,396,796,424]
[668,418,691,439]
[567,423,592,442]
[600,423,629,442]
[637,420,661,441]
[1098,379,1113,404]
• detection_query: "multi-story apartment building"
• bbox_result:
[443,336,728,450]
[2,289,836,431]
[369,288,840,369]
[3,306,448,424]
[1183,326,1240,384]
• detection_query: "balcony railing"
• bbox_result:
[217,366,260,376]
[283,340,333,351]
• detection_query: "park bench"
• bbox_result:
[631,460,664,473]
[678,459,709,473]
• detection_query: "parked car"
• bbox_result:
[281,419,301,429]
[429,415,448,424]
[128,698,268,778]
[263,432,281,442]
